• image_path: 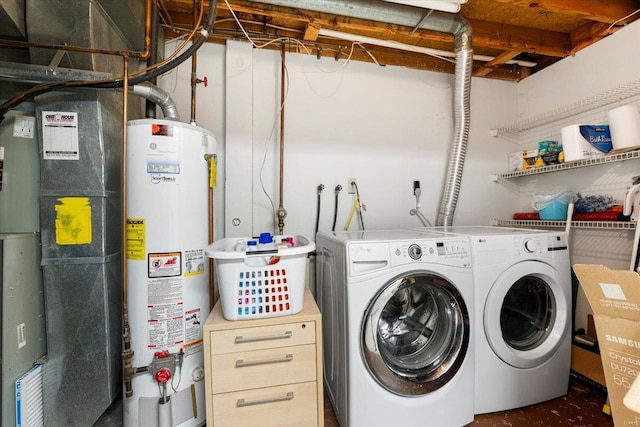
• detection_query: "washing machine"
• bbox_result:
[413,226,572,414]
[315,229,474,427]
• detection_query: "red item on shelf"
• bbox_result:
[513,212,540,220]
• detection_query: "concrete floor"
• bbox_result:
[95,375,613,426]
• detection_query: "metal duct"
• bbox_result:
[23,1,147,425]
[131,83,180,120]
[249,0,473,226]
[0,61,180,119]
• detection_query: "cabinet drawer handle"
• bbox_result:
[235,331,292,344]
[236,354,293,368]
[236,392,294,407]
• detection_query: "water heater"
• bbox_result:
[124,119,216,427]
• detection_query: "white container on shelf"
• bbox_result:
[608,105,640,151]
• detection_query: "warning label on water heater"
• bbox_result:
[148,252,182,278]
[184,249,205,277]
[147,277,184,348]
[126,218,145,260]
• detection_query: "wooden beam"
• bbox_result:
[164,0,572,57]
[303,23,321,41]
[474,50,522,77]
[493,0,640,25]
[468,18,571,57]
[570,21,614,55]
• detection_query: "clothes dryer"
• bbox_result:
[413,226,572,414]
[316,229,474,427]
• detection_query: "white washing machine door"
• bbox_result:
[484,261,569,369]
[361,271,470,396]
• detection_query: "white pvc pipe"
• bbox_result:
[318,28,537,68]
[382,0,465,13]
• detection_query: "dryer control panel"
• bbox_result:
[513,232,568,259]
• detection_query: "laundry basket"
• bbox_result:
[206,235,315,321]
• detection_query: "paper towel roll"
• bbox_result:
[561,124,609,162]
[608,104,640,151]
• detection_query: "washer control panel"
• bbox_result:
[407,243,422,260]
[390,238,471,268]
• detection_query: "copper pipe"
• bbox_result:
[279,44,286,204]
[121,57,135,398]
[0,0,152,59]
[122,57,129,328]
[208,179,215,309]
[276,43,287,234]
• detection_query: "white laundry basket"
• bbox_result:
[206,235,315,321]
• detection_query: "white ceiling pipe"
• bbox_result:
[382,0,467,13]
[319,28,537,67]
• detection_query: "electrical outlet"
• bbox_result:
[348,178,357,194]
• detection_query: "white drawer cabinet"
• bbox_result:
[204,288,323,427]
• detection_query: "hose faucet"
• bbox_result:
[410,180,432,227]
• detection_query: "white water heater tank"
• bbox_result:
[124,119,216,427]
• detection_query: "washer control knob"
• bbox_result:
[408,244,422,260]
[523,239,538,253]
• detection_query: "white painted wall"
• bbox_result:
[159,18,640,326]
[517,19,640,329]
[160,40,519,242]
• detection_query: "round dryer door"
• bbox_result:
[484,261,569,369]
[361,272,470,396]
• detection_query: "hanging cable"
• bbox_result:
[344,182,366,231]
[353,182,365,230]
[315,184,325,235]
[332,185,342,232]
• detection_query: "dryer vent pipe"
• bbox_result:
[248,0,473,227]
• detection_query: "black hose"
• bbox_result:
[332,185,342,232]
[315,184,324,235]
[0,0,218,120]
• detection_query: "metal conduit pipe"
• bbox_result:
[0,61,180,120]
[249,0,473,226]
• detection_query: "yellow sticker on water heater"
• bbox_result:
[126,218,146,260]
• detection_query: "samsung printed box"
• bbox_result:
[573,264,640,427]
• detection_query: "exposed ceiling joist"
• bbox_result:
[161,0,640,81]
[493,0,640,25]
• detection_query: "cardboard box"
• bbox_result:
[522,149,538,170]
[573,264,640,426]
[571,344,606,386]
[508,151,523,172]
